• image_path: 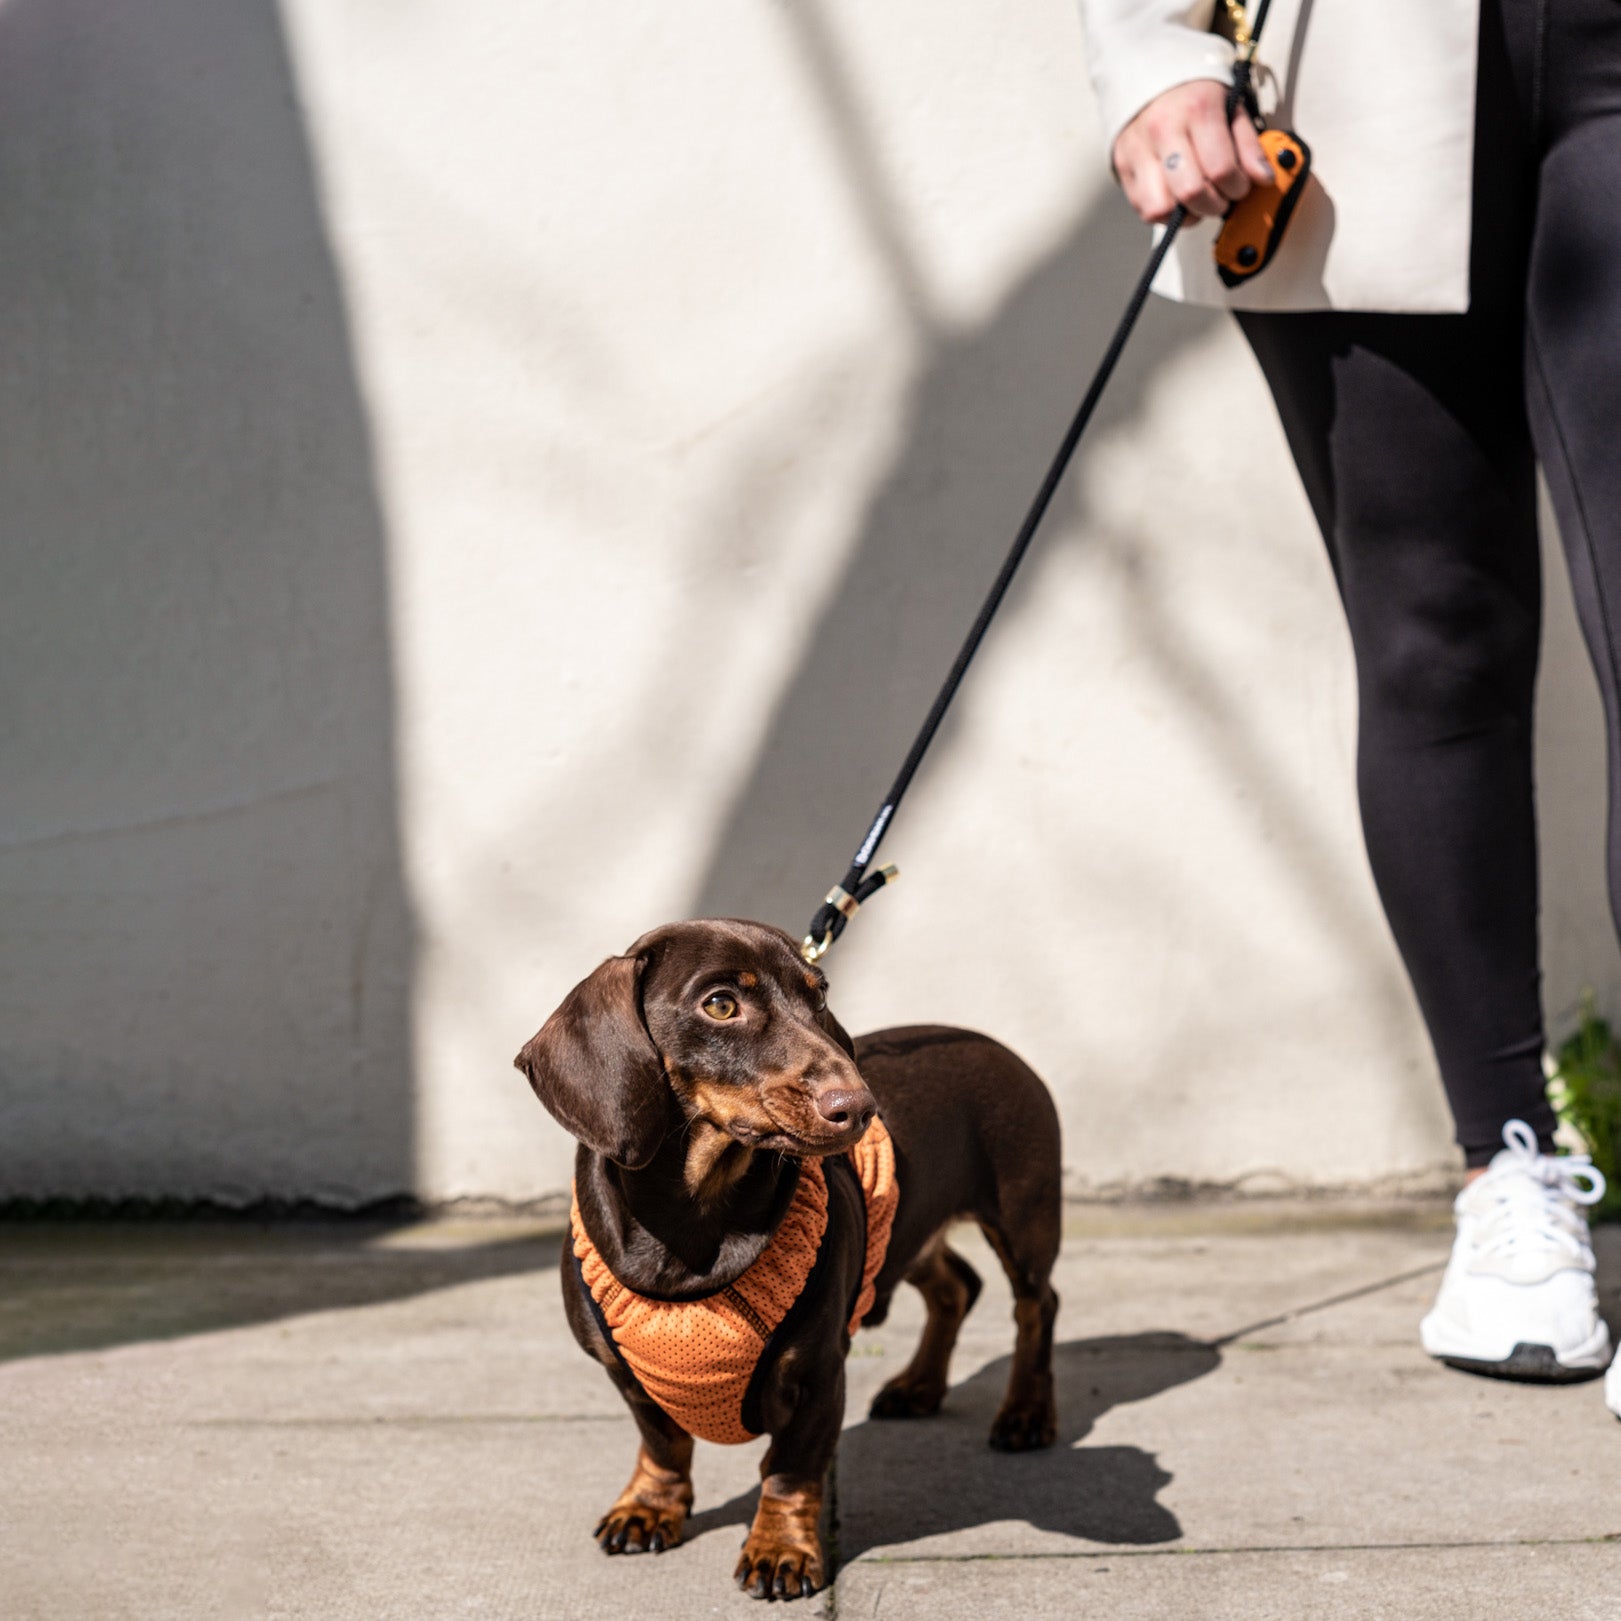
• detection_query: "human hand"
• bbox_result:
[1111,79,1275,224]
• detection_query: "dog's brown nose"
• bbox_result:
[813,1085,875,1132]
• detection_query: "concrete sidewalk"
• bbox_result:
[3,1205,1619,1620]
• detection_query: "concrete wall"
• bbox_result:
[3,0,1617,1204]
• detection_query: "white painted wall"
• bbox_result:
[3,0,1616,1203]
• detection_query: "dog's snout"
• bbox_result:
[813,1084,875,1132]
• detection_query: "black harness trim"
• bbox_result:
[569,1234,645,1396]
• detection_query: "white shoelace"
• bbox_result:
[1468,1119,1606,1265]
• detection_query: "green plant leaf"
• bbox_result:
[1548,994,1621,1221]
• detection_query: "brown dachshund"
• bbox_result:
[516,917,1061,1601]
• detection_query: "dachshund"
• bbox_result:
[515,917,1061,1601]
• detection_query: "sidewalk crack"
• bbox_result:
[824,1440,842,1617]
[857,1533,1621,1565]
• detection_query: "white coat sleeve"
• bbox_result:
[1075,0,1234,153]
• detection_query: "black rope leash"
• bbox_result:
[798,215,1187,962]
[800,0,1279,964]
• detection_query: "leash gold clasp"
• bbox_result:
[798,866,899,964]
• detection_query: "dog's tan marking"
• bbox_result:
[680,1117,755,1201]
[671,1048,864,1171]
[596,1438,695,1555]
[738,970,758,989]
[735,1476,824,1599]
[678,1076,777,1133]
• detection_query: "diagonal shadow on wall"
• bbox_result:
[677,0,1222,934]
[0,0,414,1204]
[683,186,1220,931]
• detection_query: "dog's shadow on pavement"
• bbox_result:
[687,1331,1216,1556]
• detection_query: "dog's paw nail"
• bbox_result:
[602,1513,645,1553]
[735,1546,821,1601]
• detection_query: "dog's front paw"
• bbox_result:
[595,1495,688,1554]
[595,1444,693,1554]
[868,1371,946,1419]
[734,1533,823,1601]
[988,1392,1057,1452]
[735,1479,825,1600]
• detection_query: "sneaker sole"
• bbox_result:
[1436,1341,1608,1384]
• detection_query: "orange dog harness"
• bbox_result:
[570,1118,899,1445]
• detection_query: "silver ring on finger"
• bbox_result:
[1163,152,1183,172]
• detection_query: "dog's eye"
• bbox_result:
[702,992,740,1021]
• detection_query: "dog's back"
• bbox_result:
[856,1024,1060,1231]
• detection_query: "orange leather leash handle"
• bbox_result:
[1214,127,1312,288]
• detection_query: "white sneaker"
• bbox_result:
[1608,1351,1621,1419]
[1420,1120,1610,1381]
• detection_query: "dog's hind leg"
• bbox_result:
[979,1211,1059,1451]
[868,1229,983,1420]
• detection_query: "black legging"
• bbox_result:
[1237,0,1621,1166]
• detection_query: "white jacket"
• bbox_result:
[1076,0,1480,312]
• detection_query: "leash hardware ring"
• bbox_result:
[799,864,900,964]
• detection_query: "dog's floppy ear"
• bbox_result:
[515,953,675,1169]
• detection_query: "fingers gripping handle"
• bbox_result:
[1214,127,1311,287]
